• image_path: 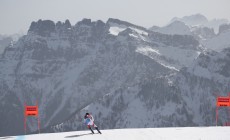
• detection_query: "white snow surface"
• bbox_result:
[2,127,229,140]
[109,26,126,36]
[108,22,148,37]
[108,22,127,36]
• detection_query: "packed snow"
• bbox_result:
[2,127,229,140]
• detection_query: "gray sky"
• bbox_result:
[0,0,230,35]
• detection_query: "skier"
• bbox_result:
[84,113,102,134]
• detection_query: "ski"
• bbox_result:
[95,127,102,134]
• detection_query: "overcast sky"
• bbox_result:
[0,0,230,35]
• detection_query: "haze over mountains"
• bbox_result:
[0,14,230,137]
[169,14,228,33]
[0,33,23,54]
[0,36,12,54]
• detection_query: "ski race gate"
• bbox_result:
[24,101,40,134]
[216,93,230,126]
[21,94,229,135]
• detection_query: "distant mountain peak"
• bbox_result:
[171,14,208,26]
[151,20,191,35]
[169,14,229,33]
[183,14,208,21]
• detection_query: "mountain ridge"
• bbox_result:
[0,17,229,137]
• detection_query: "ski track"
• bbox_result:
[2,127,229,140]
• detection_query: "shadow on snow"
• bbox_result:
[65,133,93,138]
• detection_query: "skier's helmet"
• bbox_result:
[84,112,90,119]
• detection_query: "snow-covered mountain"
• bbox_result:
[0,17,229,137]
[175,48,230,126]
[1,127,229,140]
[170,14,229,33]
[49,49,230,133]
[150,20,216,41]
[171,14,208,26]
[0,18,174,136]
[150,14,230,53]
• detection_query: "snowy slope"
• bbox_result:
[2,127,230,140]
[136,45,200,70]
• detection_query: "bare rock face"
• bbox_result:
[28,20,56,37]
